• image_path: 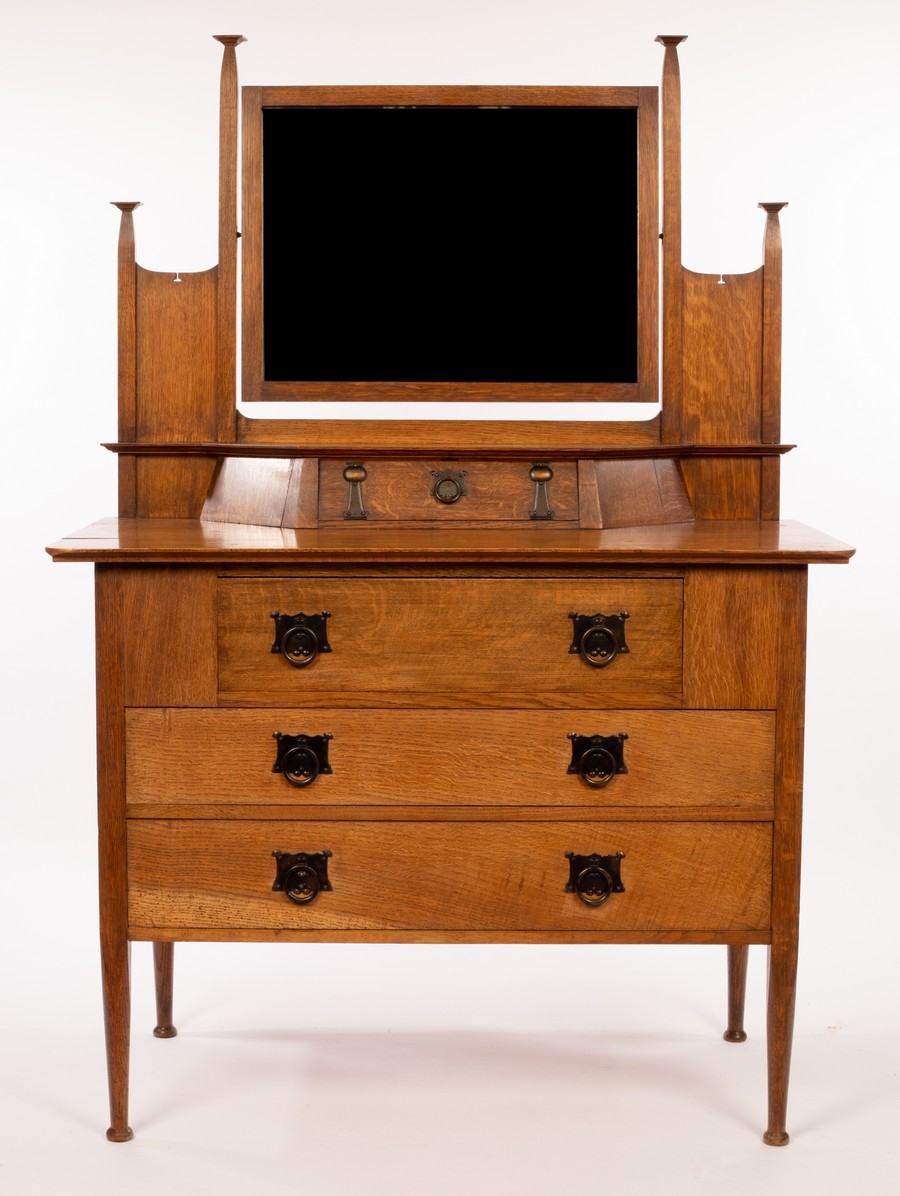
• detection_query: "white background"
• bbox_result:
[1,1,897,1193]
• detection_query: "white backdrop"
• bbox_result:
[1,2,897,1193]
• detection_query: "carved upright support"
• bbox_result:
[213,35,246,443]
[111,202,141,516]
[760,202,788,518]
[656,35,687,443]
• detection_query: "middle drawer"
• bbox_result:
[126,708,774,812]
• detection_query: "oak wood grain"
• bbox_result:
[126,708,774,809]
[47,519,856,565]
[95,568,132,1142]
[681,268,763,444]
[127,819,772,934]
[213,35,245,443]
[131,928,770,945]
[765,567,807,1145]
[317,459,577,523]
[656,36,686,442]
[118,568,217,707]
[683,567,779,709]
[218,577,683,702]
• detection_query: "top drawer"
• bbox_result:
[218,577,682,706]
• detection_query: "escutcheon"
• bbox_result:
[272,731,333,786]
[272,850,333,904]
[564,851,626,906]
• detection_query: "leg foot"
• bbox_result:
[725,944,749,1043]
[763,1129,790,1147]
[153,942,177,1039]
[765,937,798,1150]
[106,1126,135,1143]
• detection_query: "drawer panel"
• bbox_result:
[218,577,683,705]
[127,820,772,933]
[318,459,578,523]
[126,708,774,811]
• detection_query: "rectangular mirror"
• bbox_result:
[242,85,658,407]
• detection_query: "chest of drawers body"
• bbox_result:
[57,519,845,1144]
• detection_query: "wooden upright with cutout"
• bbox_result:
[48,33,853,1147]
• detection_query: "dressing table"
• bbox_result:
[47,33,854,1145]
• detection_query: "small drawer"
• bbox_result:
[317,459,577,523]
[218,577,683,706]
[126,708,774,812]
[127,819,773,935]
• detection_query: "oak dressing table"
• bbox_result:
[47,33,854,1145]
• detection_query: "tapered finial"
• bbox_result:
[213,35,247,47]
[655,35,688,47]
[110,202,142,212]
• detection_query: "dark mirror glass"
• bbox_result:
[262,106,638,384]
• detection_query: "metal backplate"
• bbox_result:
[564,851,626,903]
[272,731,333,786]
[568,611,630,666]
[272,849,333,904]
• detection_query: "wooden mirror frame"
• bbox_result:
[240,85,659,408]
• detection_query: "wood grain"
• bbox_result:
[765,567,807,1145]
[213,35,245,443]
[236,415,663,453]
[127,819,772,934]
[589,458,694,528]
[201,457,319,528]
[125,708,774,809]
[656,36,687,442]
[218,577,683,702]
[47,518,856,565]
[132,928,770,946]
[95,568,132,1141]
[317,459,577,523]
[679,458,761,520]
[134,457,218,520]
[683,567,779,709]
[118,568,217,707]
[112,203,139,518]
[681,268,763,444]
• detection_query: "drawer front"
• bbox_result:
[127,819,772,933]
[218,577,683,705]
[317,459,578,523]
[126,708,774,811]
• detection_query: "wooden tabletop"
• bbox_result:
[46,518,855,565]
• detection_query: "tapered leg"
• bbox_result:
[763,937,798,1146]
[101,935,133,1142]
[723,944,749,1043]
[153,943,177,1038]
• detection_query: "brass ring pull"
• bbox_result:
[281,624,319,668]
[575,865,613,906]
[579,624,619,667]
[283,863,321,904]
[577,746,617,788]
[281,745,320,787]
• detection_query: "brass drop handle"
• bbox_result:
[565,851,625,906]
[272,732,333,787]
[568,612,630,668]
[270,612,332,669]
[272,850,332,905]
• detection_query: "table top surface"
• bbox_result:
[46,518,855,566]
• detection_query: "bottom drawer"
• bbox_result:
[128,820,772,935]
